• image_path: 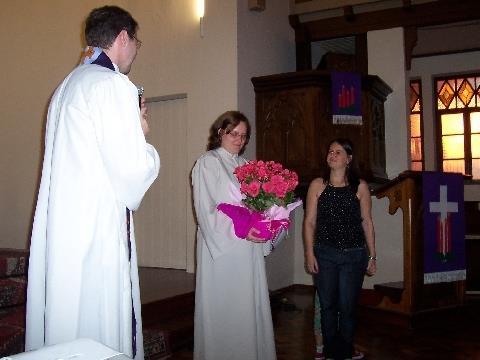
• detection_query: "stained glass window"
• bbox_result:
[435,74,480,179]
[409,79,423,170]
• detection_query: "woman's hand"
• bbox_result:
[246,227,267,243]
[366,258,377,276]
[305,251,318,274]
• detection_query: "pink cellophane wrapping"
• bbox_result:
[217,199,302,241]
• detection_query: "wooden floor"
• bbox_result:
[169,286,480,359]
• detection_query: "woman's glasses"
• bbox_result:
[227,131,248,141]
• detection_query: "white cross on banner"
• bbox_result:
[429,185,458,257]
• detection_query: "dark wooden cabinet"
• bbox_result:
[251,70,392,184]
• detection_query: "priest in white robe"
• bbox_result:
[25,6,159,360]
[192,111,276,360]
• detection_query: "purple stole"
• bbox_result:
[91,52,115,71]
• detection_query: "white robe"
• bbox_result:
[25,64,160,360]
[192,147,276,360]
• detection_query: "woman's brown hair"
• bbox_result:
[207,111,251,155]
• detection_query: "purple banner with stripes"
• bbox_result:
[423,172,466,284]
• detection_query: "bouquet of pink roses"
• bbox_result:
[217,160,302,244]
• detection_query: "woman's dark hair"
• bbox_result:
[85,6,138,49]
[207,111,251,155]
[321,138,361,193]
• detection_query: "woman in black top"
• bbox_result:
[304,139,376,360]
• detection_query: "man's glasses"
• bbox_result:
[132,35,142,49]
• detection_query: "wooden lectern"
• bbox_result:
[373,171,466,327]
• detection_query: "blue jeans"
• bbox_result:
[314,244,368,359]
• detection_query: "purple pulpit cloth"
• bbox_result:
[423,172,466,284]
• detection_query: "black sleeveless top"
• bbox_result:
[315,184,366,250]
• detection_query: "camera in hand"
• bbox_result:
[137,86,144,108]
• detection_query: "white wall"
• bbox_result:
[236,1,297,290]
[368,28,409,179]
[365,28,409,287]
[127,0,240,271]
[1,0,120,249]
[292,207,315,286]
[0,1,239,273]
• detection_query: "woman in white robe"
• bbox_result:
[192,111,276,360]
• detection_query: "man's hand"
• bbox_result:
[140,97,149,135]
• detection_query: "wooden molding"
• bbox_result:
[343,5,355,22]
[290,0,480,42]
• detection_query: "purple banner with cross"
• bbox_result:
[423,172,466,284]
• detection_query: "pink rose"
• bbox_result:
[245,181,261,197]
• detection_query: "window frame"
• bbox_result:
[409,78,425,171]
[434,72,480,178]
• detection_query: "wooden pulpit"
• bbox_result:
[373,171,466,326]
[251,70,391,185]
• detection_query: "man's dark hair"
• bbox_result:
[85,5,138,48]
